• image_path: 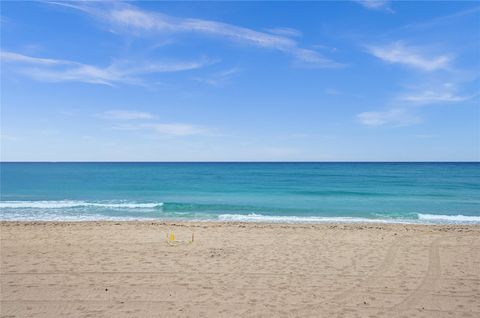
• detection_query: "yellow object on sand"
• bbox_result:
[166,230,194,245]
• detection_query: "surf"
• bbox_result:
[0,200,164,209]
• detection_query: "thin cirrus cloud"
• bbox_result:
[358,41,473,127]
[0,50,211,86]
[366,41,452,71]
[356,108,420,127]
[95,110,156,120]
[0,51,72,65]
[357,83,472,127]
[356,83,471,127]
[399,88,471,104]
[265,27,302,38]
[95,109,210,137]
[353,0,393,12]
[49,1,341,68]
[401,6,480,30]
[192,68,240,86]
[112,123,210,137]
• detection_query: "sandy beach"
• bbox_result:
[1,222,479,317]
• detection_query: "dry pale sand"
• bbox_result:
[0,222,479,318]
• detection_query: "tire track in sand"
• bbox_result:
[290,233,406,316]
[328,233,407,305]
[381,235,443,315]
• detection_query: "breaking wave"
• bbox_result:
[417,213,480,223]
[0,200,163,209]
[217,213,408,223]
[218,213,480,224]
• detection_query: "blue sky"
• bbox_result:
[1,0,479,161]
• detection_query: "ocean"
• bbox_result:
[1,162,479,224]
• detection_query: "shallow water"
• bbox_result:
[1,162,479,223]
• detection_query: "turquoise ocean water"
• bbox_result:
[1,162,479,224]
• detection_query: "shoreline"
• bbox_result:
[2,219,480,226]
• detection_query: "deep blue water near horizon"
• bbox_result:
[1,162,479,223]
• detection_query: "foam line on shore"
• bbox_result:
[0,200,163,209]
[417,213,480,222]
[217,213,409,223]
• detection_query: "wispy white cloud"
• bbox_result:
[366,41,452,71]
[353,0,393,13]
[265,27,302,37]
[357,108,420,127]
[95,110,156,120]
[401,6,480,30]
[312,44,338,53]
[400,91,470,104]
[362,41,473,127]
[49,1,341,68]
[1,50,211,86]
[112,122,210,137]
[1,51,72,65]
[292,48,341,68]
[357,82,473,127]
[94,109,209,136]
[192,67,240,86]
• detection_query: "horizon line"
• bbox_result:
[1,161,479,163]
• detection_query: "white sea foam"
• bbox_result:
[219,213,480,224]
[0,212,156,222]
[0,200,163,209]
[217,213,410,224]
[2,201,479,224]
[417,213,480,223]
